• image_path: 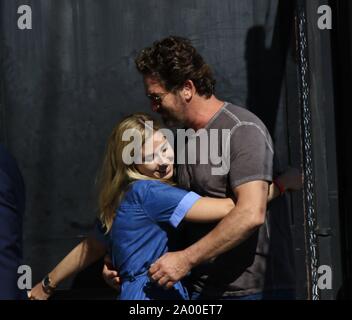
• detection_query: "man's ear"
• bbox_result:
[182,80,195,101]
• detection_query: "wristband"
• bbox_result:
[42,274,57,295]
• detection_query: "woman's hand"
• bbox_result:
[277,167,303,192]
[102,255,121,290]
[28,282,51,300]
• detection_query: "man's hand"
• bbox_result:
[102,255,121,290]
[148,251,192,289]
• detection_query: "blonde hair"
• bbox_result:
[98,113,172,232]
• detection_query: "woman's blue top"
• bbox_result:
[94,179,201,300]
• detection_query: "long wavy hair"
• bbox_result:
[98,113,173,232]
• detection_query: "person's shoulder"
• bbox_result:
[130,179,164,190]
[126,180,174,207]
[209,102,267,131]
[224,103,266,127]
[129,180,167,198]
[222,103,273,149]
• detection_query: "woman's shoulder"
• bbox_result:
[130,179,167,193]
[126,180,171,202]
[124,180,165,208]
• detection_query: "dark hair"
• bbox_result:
[135,36,215,98]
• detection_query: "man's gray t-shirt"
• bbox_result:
[176,102,295,297]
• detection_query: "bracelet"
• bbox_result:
[273,179,286,196]
[42,275,57,295]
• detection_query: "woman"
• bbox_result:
[29,113,299,300]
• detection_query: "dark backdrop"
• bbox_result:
[0,0,303,295]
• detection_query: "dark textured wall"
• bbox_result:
[0,0,298,289]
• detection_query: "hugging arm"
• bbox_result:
[184,197,235,223]
[184,168,301,223]
[149,180,269,288]
[103,167,302,289]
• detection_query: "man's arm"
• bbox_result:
[185,180,268,264]
[149,180,268,288]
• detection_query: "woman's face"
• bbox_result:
[135,131,174,180]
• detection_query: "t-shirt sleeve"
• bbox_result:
[142,181,201,228]
[229,124,274,189]
[90,218,109,248]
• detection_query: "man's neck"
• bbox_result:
[186,95,225,131]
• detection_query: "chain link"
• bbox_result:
[296,6,320,300]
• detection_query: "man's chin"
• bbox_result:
[162,115,183,128]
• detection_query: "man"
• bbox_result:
[105,36,296,299]
[0,144,26,299]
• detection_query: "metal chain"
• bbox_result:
[296,5,320,300]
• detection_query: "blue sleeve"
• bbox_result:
[0,170,24,299]
[142,181,201,228]
[90,219,109,248]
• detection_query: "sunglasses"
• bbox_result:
[146,92,169,111]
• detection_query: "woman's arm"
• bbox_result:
[185,167,302,223]
[184,197,235,223]
[29,235,106,300]
[268,180,280,201]
[184,184,278,223]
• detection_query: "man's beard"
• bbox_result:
[160,110,184,128]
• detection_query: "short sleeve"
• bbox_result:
[142,181,201,228]
[90,219,109,248]
[229,124,274,189]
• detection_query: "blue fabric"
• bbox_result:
[94,180,200,300]
[93,218,110,248]
[0,144,26,300]
[170,191,201,228]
